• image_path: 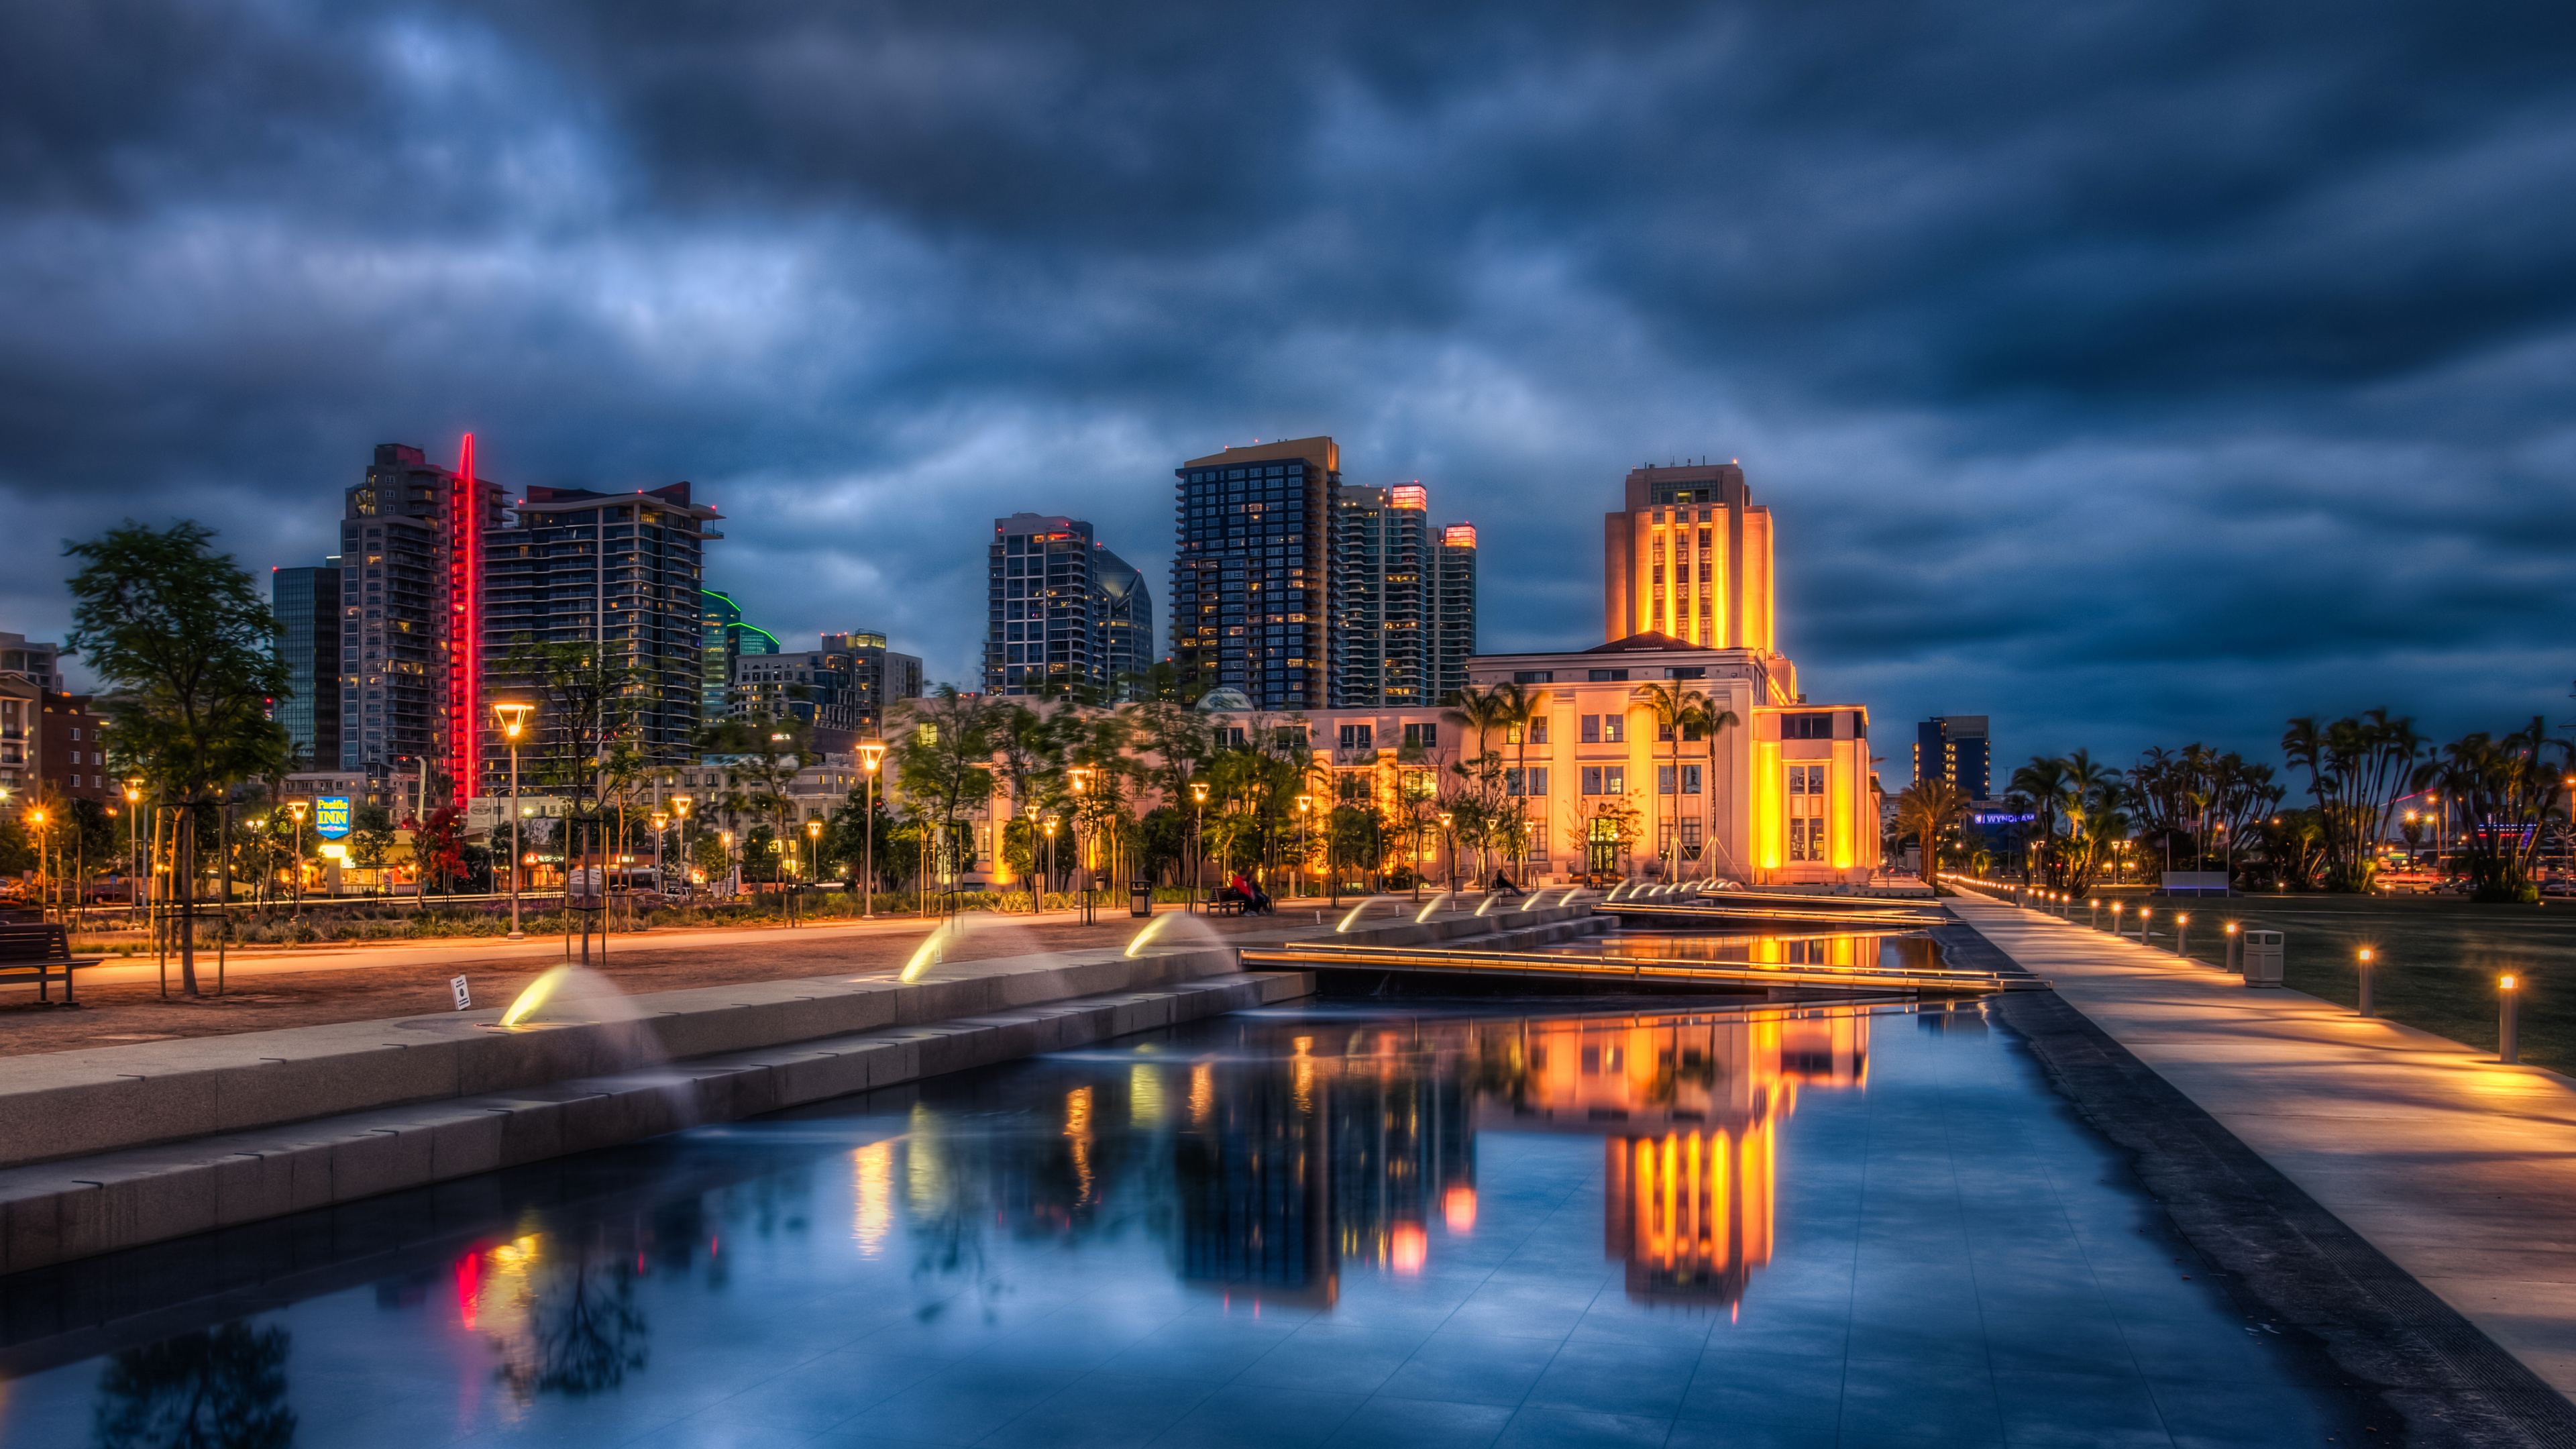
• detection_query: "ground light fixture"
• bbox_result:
[2224,920,2240,974]
[2357,948,2375,1018]
[2175,913,2190,957]
[2500,975,2521,1063]
[2137,906,2151,942]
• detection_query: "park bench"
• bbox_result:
[1208,889,1272,917]
[0,922,101,1004]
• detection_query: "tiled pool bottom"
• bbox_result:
[0,999,2359,1448]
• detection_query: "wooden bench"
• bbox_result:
[0,923,102,1004]
[1207,894,1248,917]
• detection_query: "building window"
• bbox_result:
[1581,766,1603,796]
[1681,764,1702,795]
[1529,716,1548,745]
[1588,668,1629,682]
[1513,670,1554,684]
[1604,765,1625,795]
[1506,767,1549,797]
[1788,763,1827,861]
[1782,712,1835,740]
[1601,714,1625,743]
[1580,714,1599,744]
[1338,723,1373,751]
[1403,722,1437,748]
[1658,765,1675,796]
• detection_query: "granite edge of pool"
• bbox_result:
[1944,924,2576,1449]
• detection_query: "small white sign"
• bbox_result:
[450,975,472,1012]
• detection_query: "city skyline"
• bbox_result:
[3,1,2573,765]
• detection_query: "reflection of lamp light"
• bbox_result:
[1391,1222,1428,1274]
[1442,1183,1477,1234]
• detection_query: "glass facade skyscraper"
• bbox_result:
[985,513,1154,700]
[1171,439,1336,710]
[271,564,341,771]
[1324,483,1478,709]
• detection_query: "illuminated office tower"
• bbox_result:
[1603,461,1772,649]
[1915,716,1992,802]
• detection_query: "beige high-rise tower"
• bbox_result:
[1603,462,1773,650]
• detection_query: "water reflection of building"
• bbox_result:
[1170,1030,1477,1306]
[1475,1010,1868,1307]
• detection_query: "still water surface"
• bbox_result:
[0,998,2347,1447]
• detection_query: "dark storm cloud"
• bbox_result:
[3,0,2574,775]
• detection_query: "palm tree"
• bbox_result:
[1631,682,1707,881]
[1702,705,1741,881]
[2008,756,2072,885]
[1489,682,1543,879]
[1895,778,1969,892]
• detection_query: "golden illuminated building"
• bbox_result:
[1284,457,1886,887]
[1603,462,1772,649]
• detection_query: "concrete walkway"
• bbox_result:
[1949,891,2576,1402]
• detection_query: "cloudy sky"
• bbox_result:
[5,0,2573,780]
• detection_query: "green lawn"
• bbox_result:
[2065,893,2576,1073]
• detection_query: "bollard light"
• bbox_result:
[2176,912,2190,957]
[2224,921,2239,975]
[2357,948,2375,1018]
[2500,975,2520,1064]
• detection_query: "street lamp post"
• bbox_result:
[1069,767,1094,924]
[285,800,309,923]
[123,780,144,924]
[806,818,824,925]
[1023,800,1044,914]
[494,701,534,941]
[1438,810,1456,894]
[26,806,48,924]
[672,794,693,903]
[1295,794,1313,903]
[859,739,885,920]
[1042,818,1058,911]
[1190,782,1209,912]
[651,810,670,905]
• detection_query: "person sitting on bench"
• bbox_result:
[1224,871,1273,916]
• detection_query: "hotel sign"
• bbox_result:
[313,796,354,839]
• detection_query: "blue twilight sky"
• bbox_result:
[4,0,2574,781]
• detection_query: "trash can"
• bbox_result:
[2242,930,2284,988]
[1130,877,1154,918]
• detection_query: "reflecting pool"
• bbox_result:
[0,999,2351,1448]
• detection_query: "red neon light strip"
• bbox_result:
[447,433,480,808]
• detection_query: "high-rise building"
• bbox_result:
[0,635,65,692]
[1091,547,1154,694]
[271,564,342,771]
[1433,523,1479,705]
[1324,484,1478,709]
[984,513,1155,700]
[1326,484,1427,708]
[481,482,723,790]
[1172,439,1336,710]
[1915,716,1992,802]
[1603,462,1772,649]
[820,631,924,733]
[338,442,509,806]
[700,589,780,719]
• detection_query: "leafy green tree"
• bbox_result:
[66,521,289,994]
[890,688,999,894]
